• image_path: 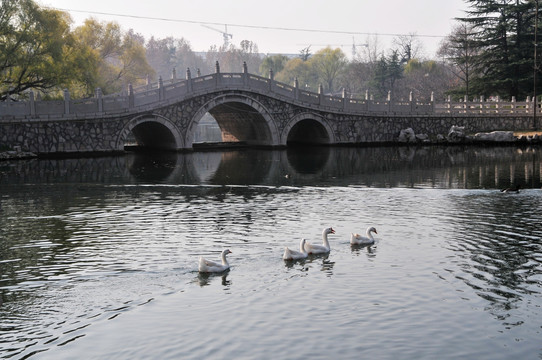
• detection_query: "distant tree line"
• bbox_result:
[2,0,540,102]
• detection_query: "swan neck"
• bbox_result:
[366,229,375,241]
[221,253,229,266]
[322,232,330,247]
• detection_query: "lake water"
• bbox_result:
[1,146,541,359]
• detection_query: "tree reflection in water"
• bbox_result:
[1,145,540,189]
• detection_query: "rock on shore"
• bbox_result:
[474,131,515,142]
[398,126,542,144]
[0,146,37,160]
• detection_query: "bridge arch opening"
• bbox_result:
[208,102,272,145]
[187,95,280,149]
[119,115,184,151]
[193,113,222,143]
[286,119,331,146]
[130,122,177,150]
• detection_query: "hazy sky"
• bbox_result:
[39,0,469,58]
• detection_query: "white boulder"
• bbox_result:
[474,131,515,142]
[447,125,466,142]
[398,128,417,143]
[416,133,429,142]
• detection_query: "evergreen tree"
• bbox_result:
[458,0,538,99]
[369,50,403,99]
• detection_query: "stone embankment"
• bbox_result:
[1,125,540,161]
[398,126,542,145]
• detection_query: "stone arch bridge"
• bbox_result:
[0,63,538,154]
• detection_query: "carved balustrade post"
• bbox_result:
[63,89,70,115]
[268,69,274,93]
[215,61,220,87]
[186,68,193,93]
[29,90,35,117]
[158,76,164,101]
[242,61,248,86]
[318,84,324,105]
[128,83,134,108]
[387,90,392,114]
[294,77,299,100]
[171,67,177,81]
[96,88,103,113]
[342,88,347,110]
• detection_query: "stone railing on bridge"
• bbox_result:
[1,63,540,120]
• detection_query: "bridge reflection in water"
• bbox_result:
[1,146,541,189]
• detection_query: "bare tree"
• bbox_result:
[393,33,425,63]
[356,35,384,64]
[438,22,478,98]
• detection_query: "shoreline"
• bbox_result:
[1,138,541,161]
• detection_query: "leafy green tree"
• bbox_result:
[308,47,348,94]
[275,57,316,89]
[259,54,289,78]
[0,0,84,100]
[73,18,154,95]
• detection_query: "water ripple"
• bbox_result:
[1,182,541,359]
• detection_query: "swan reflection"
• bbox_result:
[196,271,231,287]
[307,254,335,277]
[350,243,377,258]
[283,253,335,276]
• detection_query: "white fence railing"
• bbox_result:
[1,70,541,120]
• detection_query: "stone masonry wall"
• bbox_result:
[0,117,129,154]
[330,114,535,143]
[0,88,537,154]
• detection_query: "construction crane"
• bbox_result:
[201,24,233,48]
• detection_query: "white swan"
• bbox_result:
[304,227,335,254]
[198,249,232,273]
[283,238,308,260]
[350,226,378,245]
